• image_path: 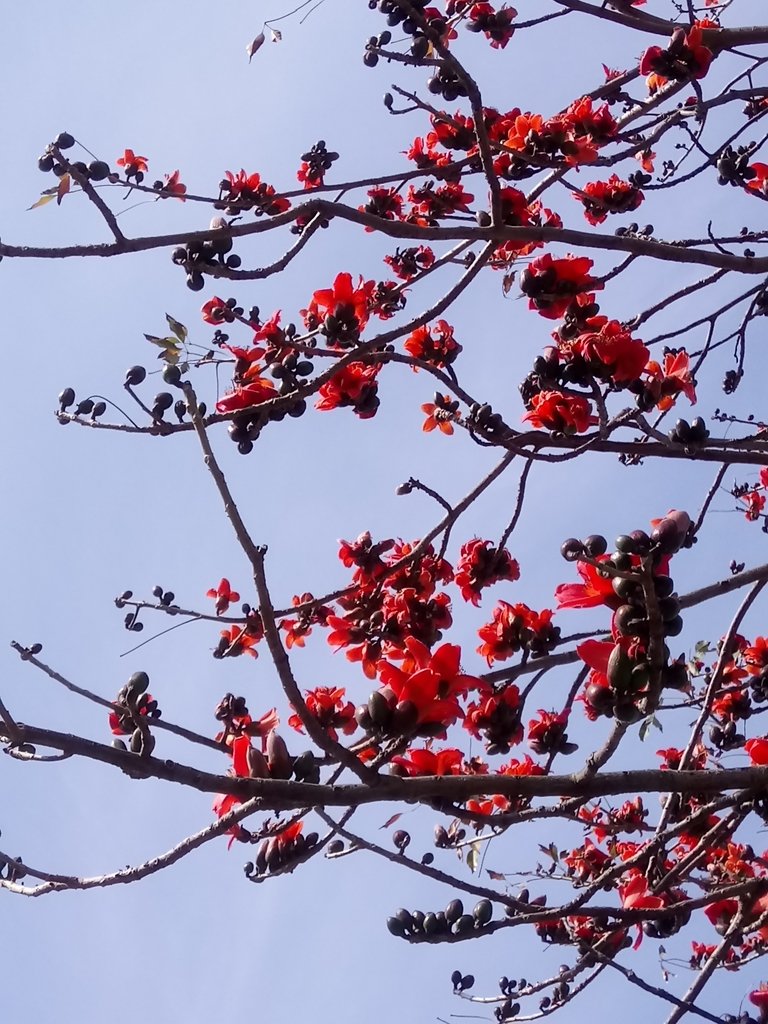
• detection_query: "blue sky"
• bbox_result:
[1,1,767,1021]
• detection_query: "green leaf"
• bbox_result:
[694,640,712,656]
[466,840,481,874]
[144,334,182,365]
[27,193,56,211]
[165,314,188,342]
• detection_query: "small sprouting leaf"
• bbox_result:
[694,640,712,656]
[28,193,56,211]
[57,173,71,205]
[466,840,481,874]
[247,32,265,62]
[380,812,403,830]
[270,28,282,42]
[165,314,188,342]
[538,842,559,863]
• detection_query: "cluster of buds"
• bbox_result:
[387,897,494,940]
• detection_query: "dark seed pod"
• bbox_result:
[130,728,143,753]
[368,689,393,728]
[387,916,408,937]
[451,970,463,989]
[127,670,150,696]
[124,365,147,386]
[445,898,464,925]
[395,908,413,931]
[560,538,584,562]
[653,575,675,599]
[583,534,607,557]
[473,899,493,925]
[392,829,410,851]
[266,731,292,779]
[58,387,76,410]
[111,738,128,751]
[326,839,344,855]
[454,914,474,935]
[423,912,440,936]
[664,614,684,637]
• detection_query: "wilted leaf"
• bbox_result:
[270,28,282,42]
[57,173,71,205]
[247,32,265,62]
[502,271,516,296]
[380,812,402,830]
[466,841,481,874]
[486,869,506,881]
[28,193,56,211]
[165,314,188,342]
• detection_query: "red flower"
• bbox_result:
[405,321,462,369]
[644,349,697,410]
[360,187,404,227]
[207,578,241,616]
[557,560,617,610]
[218,625,259,658]
[619,873,666,910]
[466,3,517,49]
[306,272,374,332]
[215,376,277,414]
[523,390,597,434]
[212,792,247,849]
[201,296,229,325]
[640,26,713,84]
[746,738,768,765]
[421,397,455,435]
[316,362,380,419]
[477,601,558,664]
[577,175,644,226]
[747,163,768,196]
[390,746,464,777]
[160,169,187,200]
[565,320,649,384]
[384,245,435,281]
[221,170,290,215]
[288,687,356,741]
[520,254,600,319]
[455,539,520,606]
[704,897,739,933]
[379,638,484,736]
[527,709,572,755]
[464,686,523,751]
[117,149,148,175]
[745,637,768,675]
[741,490,766,521]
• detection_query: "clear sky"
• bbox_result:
[1,2,767,1022]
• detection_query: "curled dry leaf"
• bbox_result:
[246,32,265,62]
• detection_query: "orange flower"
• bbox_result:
[116,148,148,173]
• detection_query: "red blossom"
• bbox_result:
[160,169,187,200]
[201,296,229,325]
[520,255,600,319]
[523,390,597,434]
[454,539,520,606]
[577,175,644,226]
[558,562,617,611]
[405,320,462,369]
[288,687,356,741]
[206,578,241,615]
[316,362,380,419]
[117,148,148,174]
[390,746,464,777]
[477,601,559,664]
